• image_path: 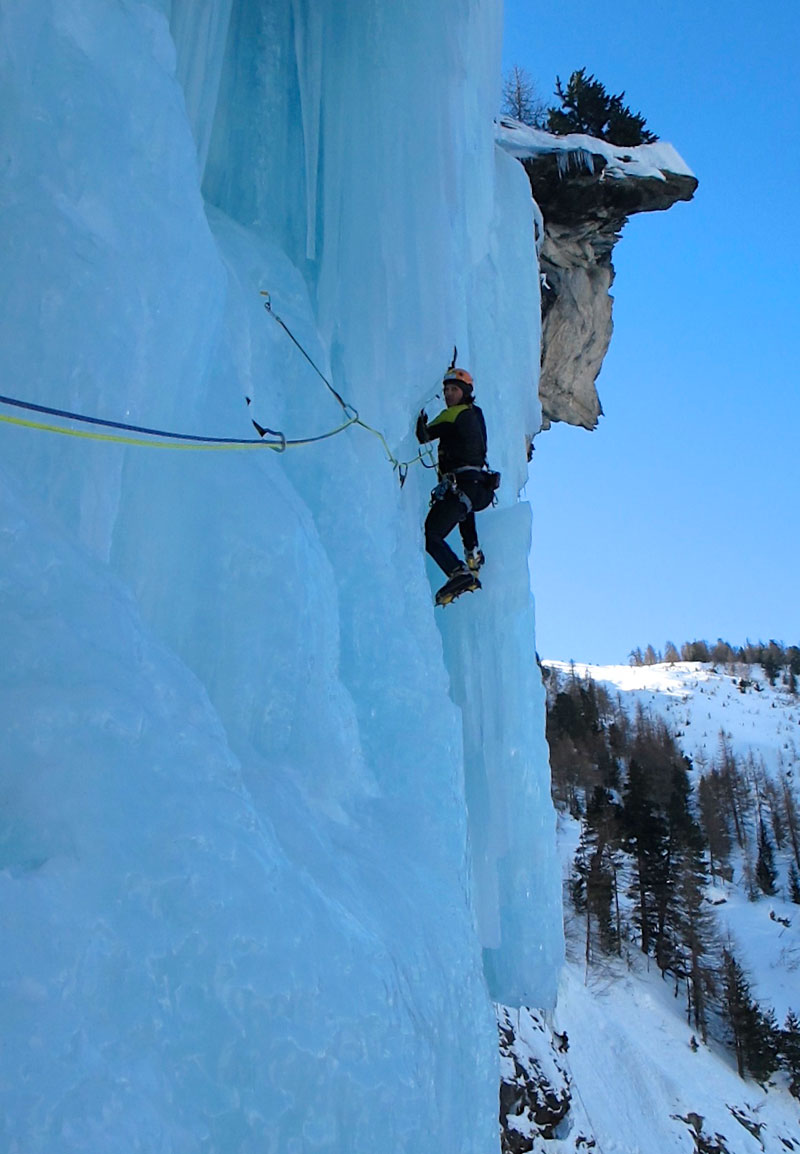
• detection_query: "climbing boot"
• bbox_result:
[435,565,481,607]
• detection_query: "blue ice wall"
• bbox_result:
[0,1,563,1150]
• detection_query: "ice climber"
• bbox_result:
[416,366,498,606]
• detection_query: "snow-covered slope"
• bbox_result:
[527,660,800,1154]
[552,660,800,1013]
[501,962,800,1154]
[549,660,800,778]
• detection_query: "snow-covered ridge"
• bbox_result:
[546,659,800,777]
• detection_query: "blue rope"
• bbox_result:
[0,391,282,446]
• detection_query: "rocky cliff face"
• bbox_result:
[497,122,698,430]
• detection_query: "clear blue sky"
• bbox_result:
[504,0,800,664]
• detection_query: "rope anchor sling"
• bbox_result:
[258,291,436,483]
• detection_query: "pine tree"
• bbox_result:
[621,758,668,957]
[749,1007,781,1082]
[721,948,752,1077]
[656,764,707,975]
[780,771,800,870]
[781,1010,800,1098]
[585,786,622,955]
[762,773,787,850]
[755,818,778,896]
[789,863,800,905]
[671,842,716,1042]
[570,787,623,965]
[761,640,784,686]
[698,771,733,882]
[546,68,658,145]
[721,949,779,1081]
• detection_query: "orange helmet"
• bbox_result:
[443,367,474,395]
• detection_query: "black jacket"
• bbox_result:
[416,403,487,476]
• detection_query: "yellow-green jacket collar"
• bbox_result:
[428,404,470,427]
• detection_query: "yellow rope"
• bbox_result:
[0,411,283,451]
[0,288,443,480]
[0,408,434,477]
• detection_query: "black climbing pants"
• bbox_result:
[425,475,491,577]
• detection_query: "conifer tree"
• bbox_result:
[546,68,658,146]
[721,948,752,1077]
[698,771,733,882]
[586,785,623,954]
[682,640,711,663]
[780,771,800,870]
[761,641,784,686]
[789,863,800,905]
[721,949,779,1080]
[656,764,706,974]
[716,735,747,849]
[781,1010,800,1097]
[710,639,735,666]
[755,818,778,896]
[621,758,668,957]
[664,641,681,664]
[752,1007,781,1082]
[762,773,787,850]
[570,786,624,964]
[665,829,718,1043]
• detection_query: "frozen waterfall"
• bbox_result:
[0,1,563,1150]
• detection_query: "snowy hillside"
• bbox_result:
[551,659,800,779]
[501,962,800,1154]
[527,659,800,1154]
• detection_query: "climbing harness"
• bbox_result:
[454,463,502,501]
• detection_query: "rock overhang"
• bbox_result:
[495,119,698,430]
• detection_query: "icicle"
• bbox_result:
[291,0,324,261]
[556,147,596,178]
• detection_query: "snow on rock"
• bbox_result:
[497,1005,573,1152]
[496,120,697,185]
